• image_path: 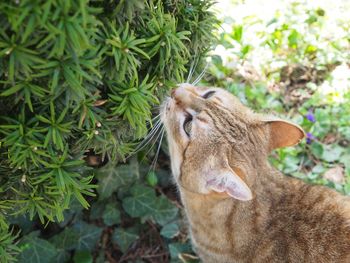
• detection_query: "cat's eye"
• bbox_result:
[183,115,193,136]
[202,90,215,99]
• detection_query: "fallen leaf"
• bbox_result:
[323,133,339,144]
[323,165,345,184]
[94,99,107,106]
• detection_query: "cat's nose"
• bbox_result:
[171,86,204,111]
[172,85,197,100]
[172,86,188,102]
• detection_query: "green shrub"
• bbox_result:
[0,0,217,261]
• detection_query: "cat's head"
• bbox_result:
[161,83,305,201]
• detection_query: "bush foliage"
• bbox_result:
[0,0,217,261]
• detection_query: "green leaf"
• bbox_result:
[57,200,83,228]
[340,152,350,171]
[122,184,178,224]
[96,162,139,199]
[154,196,178,226]
[122,185,157,218]
[322,145,343,163]
[102,204,121,226]
[7,215,34,235]
[146,171,158,186]
[73,251,93,263]
[53,249,70,263]
[310,142,323,159]
[72,222,102,251]
[282,155,300,174]
[168,242,192,260]
[231,25,243,42]
[49,228,80,250]
[89,201,106,220]
[160,223,180,238]
[288,29,299,48]
[0,84,23,96]
[112,228,139,253]
[18,232,58,263]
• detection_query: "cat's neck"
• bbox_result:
[178,162,287,222]
[178,162,289,259]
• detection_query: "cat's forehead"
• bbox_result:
[177,83,227,95]
[175,83,239,108]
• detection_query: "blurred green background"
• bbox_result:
[0,0,349,262]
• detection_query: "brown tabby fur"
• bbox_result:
[161,84,350,263]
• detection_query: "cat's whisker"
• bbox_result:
[149,114,161,122]
[127,121,163,157]
[192,62,209,86]
[187,55,200,83]
[187,64,194,83]
[134,121,162,150]
[147,115,161,128]
[139,126,164,164]
[192,68,207,86]
[146,119,162,135]
[149,127,165,173]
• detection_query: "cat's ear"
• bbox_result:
[265,119,305,150]
[206,170,252,201]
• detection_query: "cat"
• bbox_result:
[161,83,350,263]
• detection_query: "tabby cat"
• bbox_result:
[161,83,350,263]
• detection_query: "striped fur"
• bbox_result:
[161,84,350,263]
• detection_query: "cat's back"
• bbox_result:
[244,178,350,263]
[261,178,350,262]
[184,177,350,263]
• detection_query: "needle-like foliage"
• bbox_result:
[0,0,217,260]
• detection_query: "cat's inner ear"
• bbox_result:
[206,169,253,201]
[266,120,305,150]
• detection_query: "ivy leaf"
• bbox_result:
[154,196,178,226]
[96,162,139,199]
[89,201,106,220]
[102,204,121,226]
[58,197,84,227]
[112,228,139,253]
[49,228,80,250]
[18,232,58,263]
[72,222,103,251]
[53,249,70,263]
[7,215,34,235]
[160,223,180,238]
[168,242,192,260]
[122,184,178,225]
[122,185,157,218]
